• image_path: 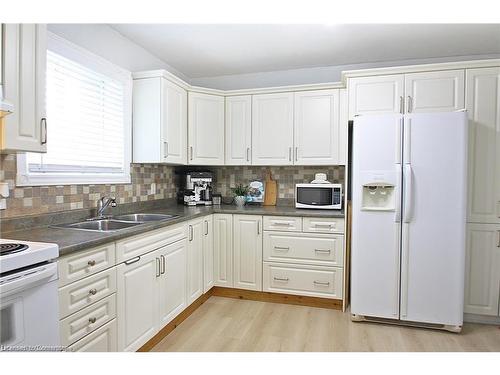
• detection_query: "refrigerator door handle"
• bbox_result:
[395,165,402,222]
[403,164,413,223]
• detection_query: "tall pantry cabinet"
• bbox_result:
[464,67,500,319]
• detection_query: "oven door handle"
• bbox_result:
[0,262,58,297]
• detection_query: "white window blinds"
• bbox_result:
[27,48,129,176]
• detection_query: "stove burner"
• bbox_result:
[0,243,29,256]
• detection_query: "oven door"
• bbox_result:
[296,186,335,209]
[0,262,60,351]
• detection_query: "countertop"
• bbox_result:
[1,204,345,257]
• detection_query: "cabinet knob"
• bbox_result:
[88,288,98,296]
[88,317,97,324]
[87,260,96,266]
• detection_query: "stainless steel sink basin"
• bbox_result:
[112,213,179,222]
[56,219,141,232]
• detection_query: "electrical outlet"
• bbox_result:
[150,182,156,195]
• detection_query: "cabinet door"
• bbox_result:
[404,70,465,113]
[162,79,187,164]
[117,250,159,352]
[294,89,340,165]
[213,214,233,287]
[348,74,404,119]
[187,219,204,304]
[233,215,263,291]
[188,92,224,165]
[466,67,500,224]
[252,93,294,165]
[203,215,214,293]
[225,95,252,165]
[464,224,500,316]
[2,24,47,153]
[158,239,187,327]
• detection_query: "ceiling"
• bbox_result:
[110,24,500,78]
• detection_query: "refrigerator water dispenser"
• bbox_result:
[361,183,395,211]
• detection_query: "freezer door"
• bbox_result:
[351,114,403,319]
[400,112,467,327]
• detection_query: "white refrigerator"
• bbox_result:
[350,111,468,332]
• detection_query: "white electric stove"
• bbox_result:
[0,239,60,351]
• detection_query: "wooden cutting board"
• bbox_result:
[263,171,277,206]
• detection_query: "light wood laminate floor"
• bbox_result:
[151,296,500,352]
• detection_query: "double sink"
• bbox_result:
[55,213,179,232]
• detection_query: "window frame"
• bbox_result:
[16,32,132,187]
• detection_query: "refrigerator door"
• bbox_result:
[400,111,467,327]
[351,114,403,319]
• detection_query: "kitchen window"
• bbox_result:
[16,33,132,186]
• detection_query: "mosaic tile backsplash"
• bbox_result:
[0,153,345,219]
[0,154,176,219]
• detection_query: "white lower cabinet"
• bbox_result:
[214,214,234,287]
[263,262,343,299]
[233,215,263,291]
[464,223,500,316]
[117,250,160,352]
[68,319,117,352]
[203,215,214,292]
[187,218,204,304]
[158,239,188,327]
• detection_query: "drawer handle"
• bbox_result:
[88,317,97,324]
[272,221,292,226]
[124,256,141,265]
[87,260,96,266]
[274,277,289,282]
[88,288,98,296]
[274,246,290,251]
[314,249,331,254]
[313,281,330,286]
[313,223,333,228]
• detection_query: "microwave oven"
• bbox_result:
[295,183,342,210]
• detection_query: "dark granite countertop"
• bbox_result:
[1,204,344,257]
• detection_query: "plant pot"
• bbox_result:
[234,196,246,207]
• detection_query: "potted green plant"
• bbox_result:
[231,183,249,208]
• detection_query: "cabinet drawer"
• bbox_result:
[58,243,116,287]
[263,231,344,267]
[303,217,344,234]
[67,319,117,352]
[60,294,116,346]
[59,268,117,318]
[263,216,302,232]
[115,223,187,263]
[263,262,343,299]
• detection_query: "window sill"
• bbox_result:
[16,173,132,187]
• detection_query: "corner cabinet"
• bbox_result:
[225,95,252,165]
[252,93,294,165]
[466,67,500,224]
[1,24,47,153]
[188,92,225,165]
[294,90,340,165]
[132,76,187,164]
[233,215,263,291]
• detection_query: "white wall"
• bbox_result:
[190,53,500,90]
[47,24,190,82]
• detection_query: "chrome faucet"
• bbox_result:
[96,196,117,218]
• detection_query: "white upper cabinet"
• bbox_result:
[1,24,47,153]
[225,95,252,165]
[233,215,263,291]
[294,90,340,165]
[404,70,465,113]
[466,67,500,224]
[133,77,187,164]
[252,93,294,165]
[188,92,225,165]
[464,224,500,316]
[348,74,404,119]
